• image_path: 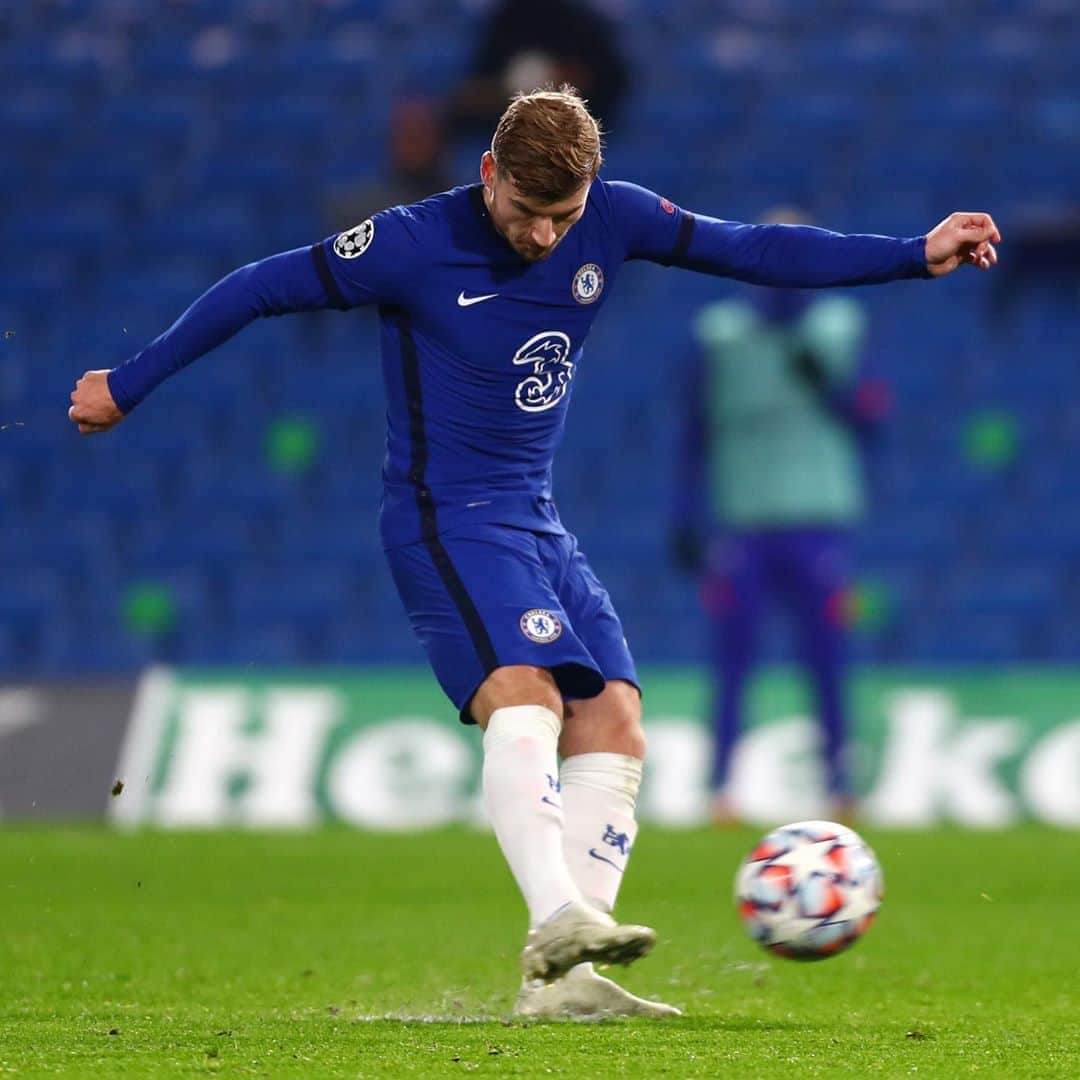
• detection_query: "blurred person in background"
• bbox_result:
[323,94,452,231]
[449,0,629,138]
[67,88,998,1020]
[673,209,892,826]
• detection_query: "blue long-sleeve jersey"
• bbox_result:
[107,180,929,548]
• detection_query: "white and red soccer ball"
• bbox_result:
[735,820,883,960]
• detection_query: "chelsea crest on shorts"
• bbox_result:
[520,609,563,643]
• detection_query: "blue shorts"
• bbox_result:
[386,523,638,723]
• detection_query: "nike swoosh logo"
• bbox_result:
[588,848,624,872]
[541,796,562,809]
[457,291,499,307]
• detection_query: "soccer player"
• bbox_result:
[68,87,999,1020]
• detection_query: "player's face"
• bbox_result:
[481,152,590,262]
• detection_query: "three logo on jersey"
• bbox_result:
[503,265,603,413]
[512,331,573,413]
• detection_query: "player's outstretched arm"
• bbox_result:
[66,244,350,435]
[68,211,418,435]
[923,212,1000,277]
[607,182,1002,289]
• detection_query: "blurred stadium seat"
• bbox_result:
[2,2,1078,671]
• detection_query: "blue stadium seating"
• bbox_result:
[2,2,1078,672]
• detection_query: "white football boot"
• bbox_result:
[519,900,656,983]
[515,963,682,1020]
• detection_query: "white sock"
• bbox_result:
[482,705,583,927]
[560,752,642,914]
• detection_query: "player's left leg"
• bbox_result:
[513,533,680,1019]
[558,679,645,917]
[516,679,679,1019]
[548,538,647,920]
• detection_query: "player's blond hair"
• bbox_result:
[490,86,603,203]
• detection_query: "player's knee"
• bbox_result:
[609,682,646,756]
[469,665,563,729]
[618,716,647,760]
[562,680,646,758]
[592,709,646,759]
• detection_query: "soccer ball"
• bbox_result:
[734,820,883,960]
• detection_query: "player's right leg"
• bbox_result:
[521,678,678,1019]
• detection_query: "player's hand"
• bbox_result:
[68,370,124,435]
[924,212,1001,277]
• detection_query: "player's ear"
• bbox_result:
[480,151,496,190]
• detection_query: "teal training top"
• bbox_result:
[695,293,869,527]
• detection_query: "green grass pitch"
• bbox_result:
[2,826,1078,1077]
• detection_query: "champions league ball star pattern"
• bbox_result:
[735,820,883,960]
[333,219,374,259]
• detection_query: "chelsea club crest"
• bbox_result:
[520,609,564,643]
[572,263,604,304]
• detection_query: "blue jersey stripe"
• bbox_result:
[398,312,432,522]
[398,311,499,686]
[423,537,499,696]
[672,212,696,261]
[310,243,349,310]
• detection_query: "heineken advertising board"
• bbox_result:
[109,666,1080,829]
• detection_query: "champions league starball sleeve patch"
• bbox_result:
[333,218,375,259]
